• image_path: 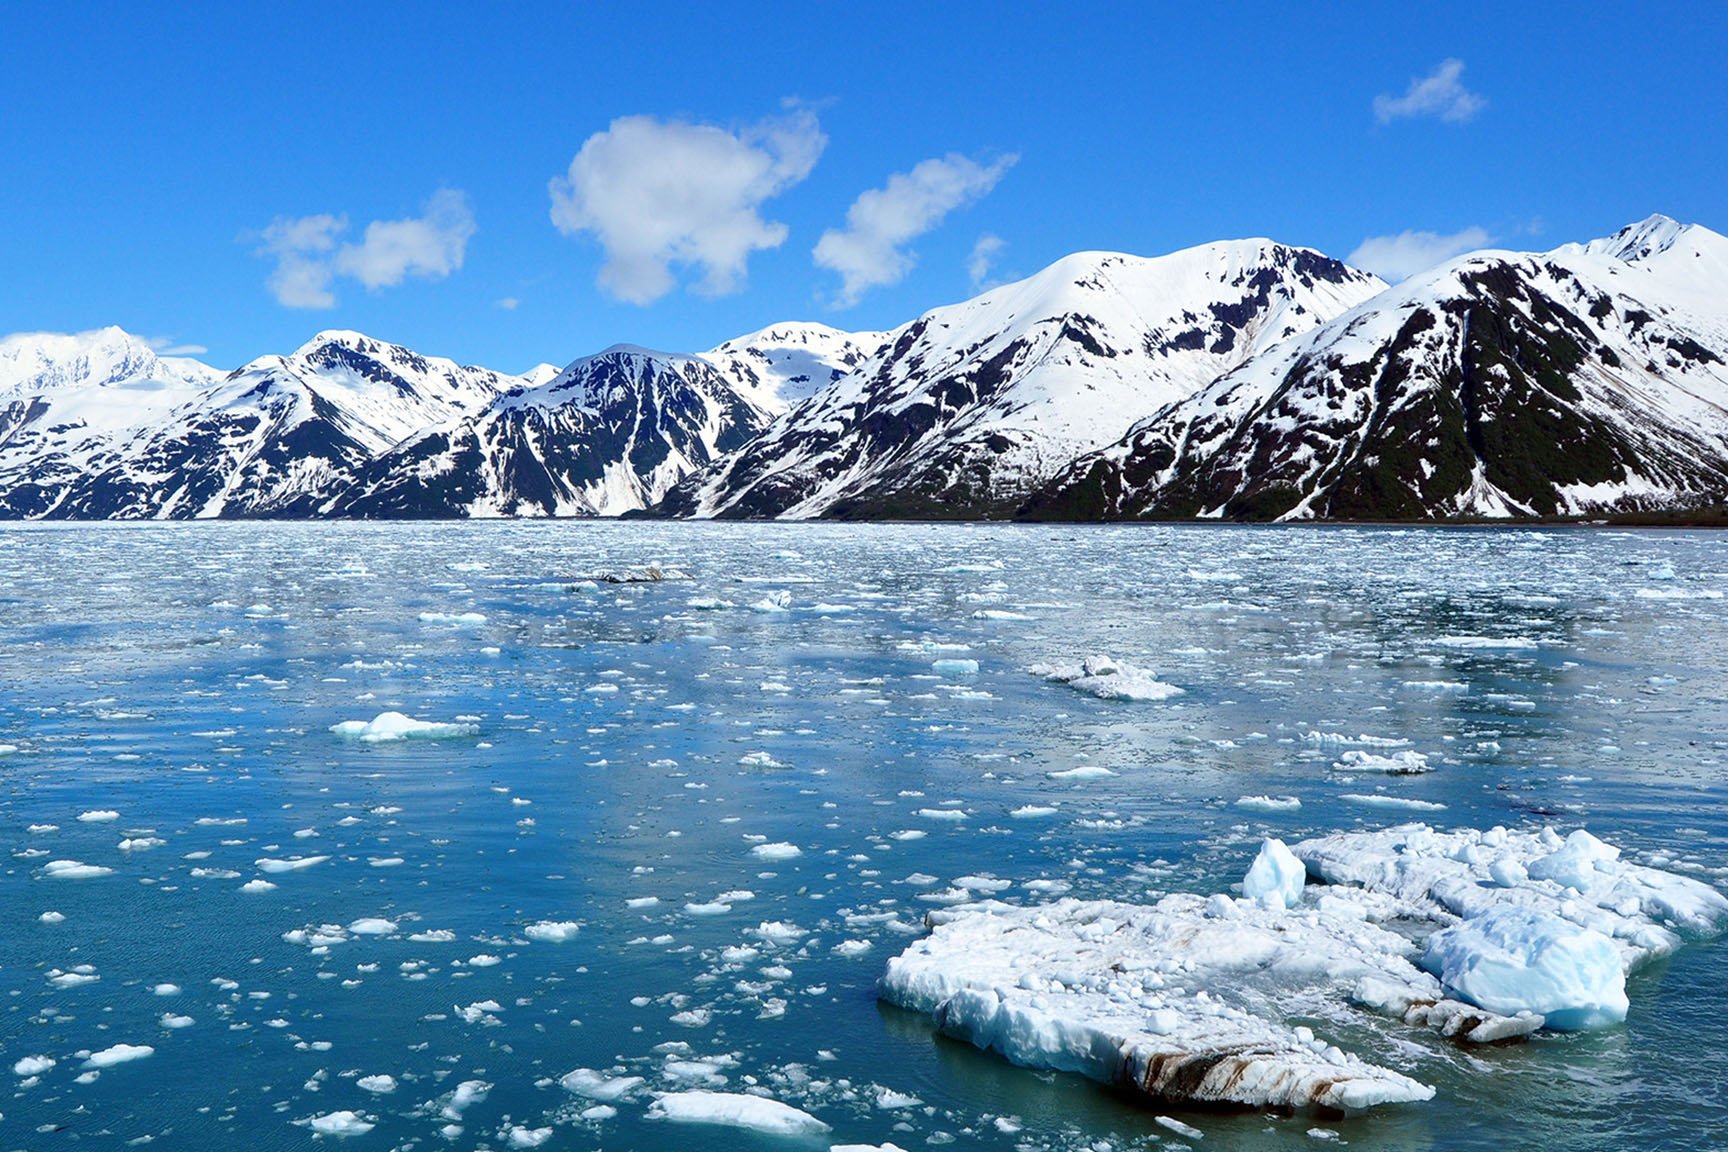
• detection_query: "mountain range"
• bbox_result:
[4,215,1725,523]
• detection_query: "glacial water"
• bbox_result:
[2,521,1725,1152]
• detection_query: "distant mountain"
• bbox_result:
[698,322,894,414]
[0,327,222,517]
[1023,216,1728,522]
[329,345,774,517]
[655,241,1386,519]
[14,330,524,518]
[5,218,1725,524]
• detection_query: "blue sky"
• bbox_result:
[1,2,1723,372]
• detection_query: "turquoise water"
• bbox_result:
[2,522,1725,1151]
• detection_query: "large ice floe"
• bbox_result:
[881,824,1727,1114]
[1029,654,1183,702]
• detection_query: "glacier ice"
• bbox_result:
[1241,837,1305,908]
[1423,907,1628,1030]
[883,824,1728,1113]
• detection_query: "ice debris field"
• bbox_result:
[3,521,1728,1151]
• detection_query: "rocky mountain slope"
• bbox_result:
[656,241,1386,519]
[328,345,775,517]
[1022,216,1728,521]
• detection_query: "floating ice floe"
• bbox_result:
[599,566,690,583]
[1030,655,1182,702]
[1332,750,1432,775]
[303,1110,375,1137]
[523,920,581,943]
[560,1068,644,1100]
[330,711,478,742]
[646,1090,830,1137]
[41,860,113,879]
[82,1044,154,1069]
[14,1055,55,1077]
[882,825,1727,1114]
[1236,795,1302,812]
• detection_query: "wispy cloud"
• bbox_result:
[814,153,1016,307]
[967,233,1005,289]
[496,296,520,311]
[1347,226,1492,281]
[1373,59,1485,124]
[251,190,476,309]
[549,107,825,305]
[146,336,208,357]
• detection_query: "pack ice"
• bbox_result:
[881,825,1727,1114]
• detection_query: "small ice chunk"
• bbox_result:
[82,1044,154,1068]
[255,856,329,873]
[646,1090,830,1137]
[524,920,581,942]
[14,1055,55,1077]
[42,859,113,879]
[441,1079,491,1119]
[1333,750,1431,775]
[751,842,802,861]
[560,1068,644,1100]
[1156,1115,1205,1140]
[1423,906,1629,1030]
[329,712,478,743]
[506,1125,553,1147]
[1242,838,1306,909]
[77,809,121,822]
[357,1074,397,1094]
[305,1110,375,1137]
[1236,795,1302,812]
[348,918,397,936]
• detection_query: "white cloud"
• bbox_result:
[333,189,475,290]
[1373,59,1485,124]
[496,296,520,311]
[147,336,209,357]
[251,191,475,309]
[257,213,345,308]
[549,108,825,305]
[967,233,1005,289]
[1347,226,1492,281]
[814,153,1017,307]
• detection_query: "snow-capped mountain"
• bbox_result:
[1023,216,1728,522]
[656,241,1387,519]
[0,327,223,516]
[328,345,774,517]
[698,322,894,414]
[21,330,526,518]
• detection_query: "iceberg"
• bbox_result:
[1423,907,1628,1030]
[882,824,1728,1113]
[1242,837,1305,908]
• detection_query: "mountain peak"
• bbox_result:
[1581,214,1689,263]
